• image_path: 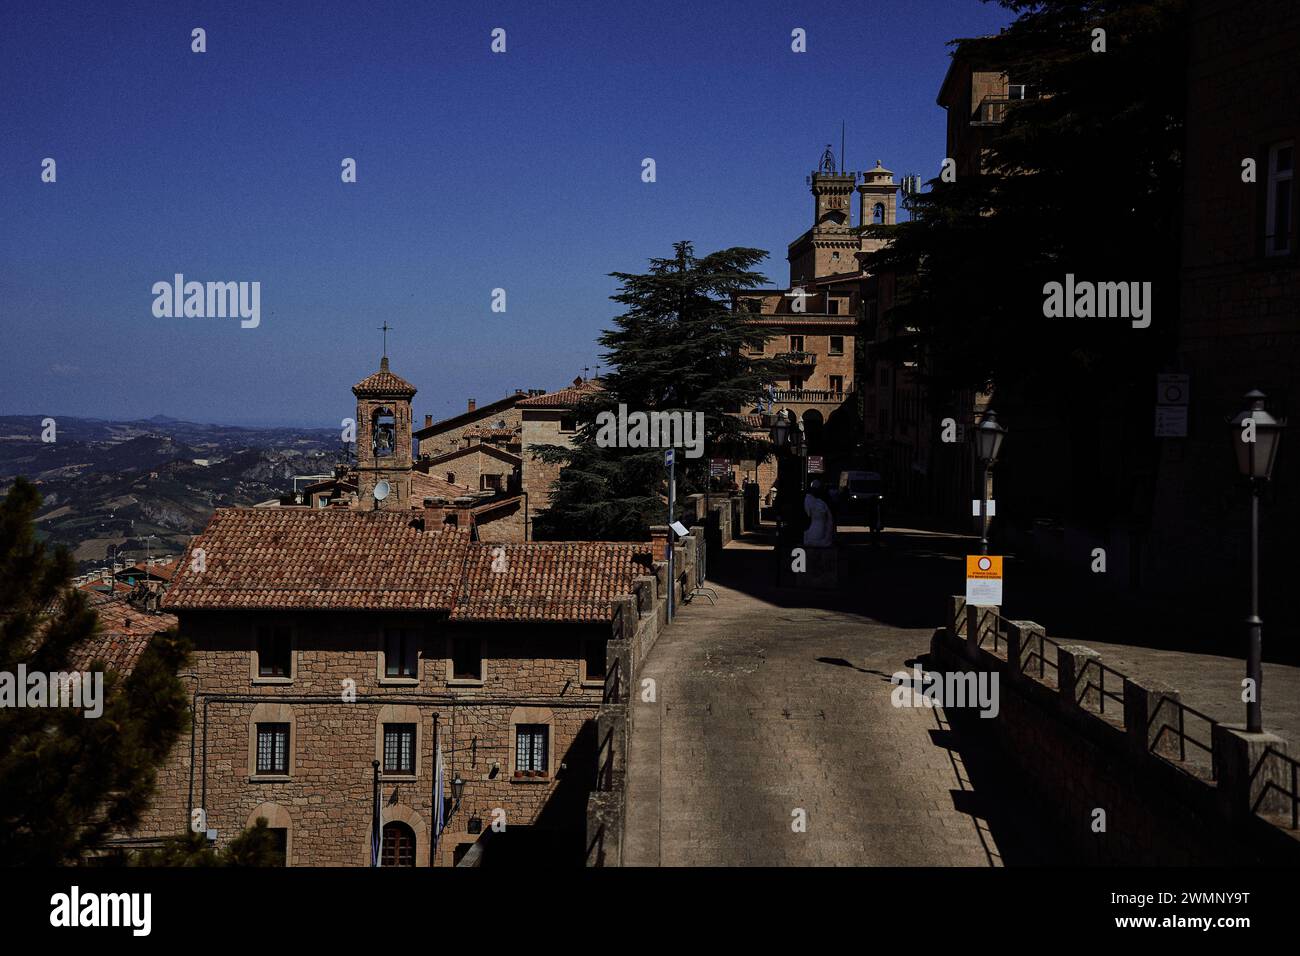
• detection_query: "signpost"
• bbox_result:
[665,449,675,622]
[965,554,1003,606]
[1155,373,1189,438]
[807,455,824,474]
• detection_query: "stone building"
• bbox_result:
[1146,0,1298,605]
[139,508,655,866]
[269,359,529,543]
[518,377,602,530]
[728,150,901,497]
[414,393,538,462]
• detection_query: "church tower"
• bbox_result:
[790,145,858,284]
[351,356,417,511]
[857,160,899,258]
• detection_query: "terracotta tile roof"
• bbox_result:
[78,580,132,594]
[162,508,656,622]
[164,509,471,611]
[69,594,178,675]
[352,358,417,398]
[452,542,653,623]
[123,560,176,582]
[411,470,472,500]
[515,378,603,409]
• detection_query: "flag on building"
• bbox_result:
[370,761,382,867]
[432,727,446,862]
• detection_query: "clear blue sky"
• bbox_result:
[0,0,1012,427]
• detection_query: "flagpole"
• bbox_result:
[371,759,381,867]
[431,714,440,867]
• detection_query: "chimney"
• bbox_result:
[424,414,433,427]
[468,399,476,413]
[649,525,671,562]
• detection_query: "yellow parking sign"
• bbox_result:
[965,555,1003,605]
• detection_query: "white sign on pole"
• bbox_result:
[1155,406,1188,437]
[965,555,1003,605]
[670,521,690,537]
[971,499,996,517]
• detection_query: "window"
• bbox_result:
[451,638,483,682]
[381,822,416,867]
[789,335,804,352]
[256,624,292,678]
[515,724,549,777]
[829,376,844,394]
[446,471,456,483]
[789,375,804,391]
[383,724,417,775]
[255,723,290,775]
[481,473,502,491]
[583,638,607,683]
[831,251,840,262]
[384,628,418,679]
[829,336,844,356]
[1266,141,1294,256]
[1008,83,1027,101]
[559,415,577,433]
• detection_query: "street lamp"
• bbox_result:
[1229,389,1285,733]
[974,409,1007,555]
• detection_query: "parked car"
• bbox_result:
[838,470,885,533]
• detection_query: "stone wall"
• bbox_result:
[129,611,605,866]
[931,597,1300,865]
[587,493,755,865]
[415,399,523,460]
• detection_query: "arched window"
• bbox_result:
[381,821,416,867]
[373,407,396,458]
[872,203,886,225]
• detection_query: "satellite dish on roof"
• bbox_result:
[373,480,391,501]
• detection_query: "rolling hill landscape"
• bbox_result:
[0,415,345,572]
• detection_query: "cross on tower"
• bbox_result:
[378,322,393,357]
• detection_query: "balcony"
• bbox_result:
[772,389,847,404]
[972,97,1011,126]
[774,351,816,365]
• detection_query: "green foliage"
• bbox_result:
[0,477,193,865]
[532,241,782,540]
[864,0,1187,397]
[130,818,286,867]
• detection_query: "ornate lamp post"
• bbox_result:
[1229,390,1285,733]
[973,410,1007,556]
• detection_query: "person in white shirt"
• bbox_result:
[803,480,835,547]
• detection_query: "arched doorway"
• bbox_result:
[381,821,417,867]
[801,409,825,455]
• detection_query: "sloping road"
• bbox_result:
[623,529,1052,866]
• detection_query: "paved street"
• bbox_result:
[623,527,1060,866]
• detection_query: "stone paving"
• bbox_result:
[623,533,1044,867]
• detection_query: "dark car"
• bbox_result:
[838,470,885,532]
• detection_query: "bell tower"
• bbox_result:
[352,355,417,511]
[857,160,899,256]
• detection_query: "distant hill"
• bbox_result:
[0,415,347,572]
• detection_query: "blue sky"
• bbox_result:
[0,0,1013,426]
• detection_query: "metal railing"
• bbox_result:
[1075,657,1126,718]
[771,388,847,403]
[972,97,1012,125]
[1148,696,1216,769]
[1251,748,1300,830]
